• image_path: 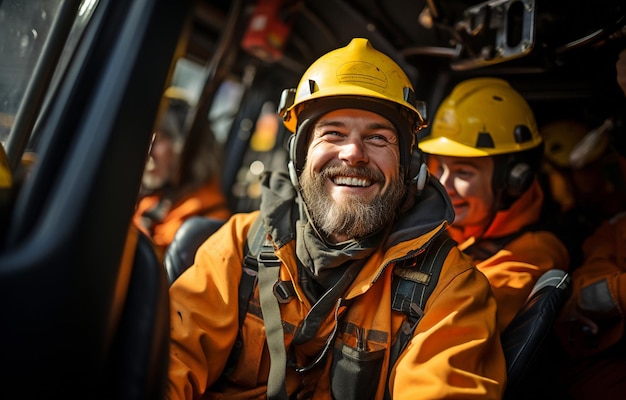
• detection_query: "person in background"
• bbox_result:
[419,77,570,333]
[166,38,506,399]
[539,118,626,268]
[552,48,626,400]
[133,87,231,261]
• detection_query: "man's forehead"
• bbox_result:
[314,108,396,129]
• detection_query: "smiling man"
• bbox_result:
[300,109,406,242]
[167,39,506,400]
[420,77,570,333]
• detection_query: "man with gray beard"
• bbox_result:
[167,38,507,400]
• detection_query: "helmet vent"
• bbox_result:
[308,79,318,95]
[403,87,417,107]
[475,131,495,148]
[513,125,532,143]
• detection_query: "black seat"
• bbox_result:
[103,228,170,399]
[164,216,226,285]
[501,268,571,399]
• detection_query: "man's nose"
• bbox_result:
[338,138,368,165]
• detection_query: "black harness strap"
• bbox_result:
[139,197,171,235]
[385,232,456,399]
[221,217,266,377]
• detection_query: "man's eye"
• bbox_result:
[367,134,391,144]
[321,130,343,138]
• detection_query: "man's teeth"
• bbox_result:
[333,176,371,187]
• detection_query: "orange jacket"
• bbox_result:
[555,211,626,357]
[448,180,570,332]
[167,209,506,400]
[133,179,230,259]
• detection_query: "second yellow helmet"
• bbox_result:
[420,77,542,157]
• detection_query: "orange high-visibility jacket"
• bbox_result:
[555,211,626,357]
[449,180,571,332]
[167,173,507,399]
[133,179,230,259]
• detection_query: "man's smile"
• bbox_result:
[332,176,373,187]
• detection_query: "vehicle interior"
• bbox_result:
[0,0,624,398]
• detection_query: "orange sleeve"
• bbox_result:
[477,231,570,332]
[555,212,626,357]
[391,248,507,400]
[166,212,257,400]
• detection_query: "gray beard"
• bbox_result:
[300,166,406,239]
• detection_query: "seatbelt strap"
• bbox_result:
[257,244,289,400]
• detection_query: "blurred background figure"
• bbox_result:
[538,118,624,267]
[133,87,231,261]
[541,119,597,216]
[551,47,626,400]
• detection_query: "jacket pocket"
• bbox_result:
[226,312,267,387]
[330,341,385,400]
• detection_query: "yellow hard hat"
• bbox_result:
[278,38,427,183]
[420,77,542,157]
[164,86,192,105]
[0,144,12,189]
[541,119,592,168]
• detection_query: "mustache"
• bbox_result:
[318,165,385,183]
